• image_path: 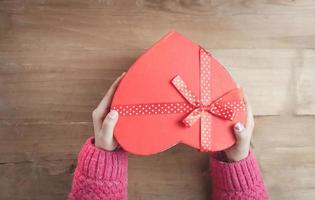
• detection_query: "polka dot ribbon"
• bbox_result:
[112,47,246,152]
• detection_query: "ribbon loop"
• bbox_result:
[209,88,246,121]
[171,75,199,107]
[182,108,202,127]
[171,75,245,126]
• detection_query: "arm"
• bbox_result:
[210,150,269,200]
[69,73,128,200]
[210,94,269,200]
[68,138,128,200]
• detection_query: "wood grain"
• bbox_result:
[254,116,315,200]
[0,49,297,123]
[1,117,314,200]
[296,50,315,115]
[1,0,315,199]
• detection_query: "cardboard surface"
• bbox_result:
[111,32,246,155]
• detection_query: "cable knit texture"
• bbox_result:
[210,149,269,200]
[68,137,128,200]
[69,138,269,200]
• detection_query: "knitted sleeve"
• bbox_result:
[210,149,269,200]
[68,137,128,200]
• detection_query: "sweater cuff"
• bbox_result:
[210,149,265,191]
[76,137,128,181]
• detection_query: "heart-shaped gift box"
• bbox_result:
[111,32,246,155]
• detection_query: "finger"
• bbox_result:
[92,72,125,132]
[243,94,254,130]
[101,110,119,138]
[233,121,246,141]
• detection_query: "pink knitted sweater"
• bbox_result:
[68,138,269,199]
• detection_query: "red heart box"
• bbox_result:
[111,32,246,155]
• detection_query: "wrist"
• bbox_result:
[77,137,128,181]
[93,138,120,152]
[225,149,250,162]
[227,152,249,162]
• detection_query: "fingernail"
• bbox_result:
[108,110,118,119]
[234,122,244,132]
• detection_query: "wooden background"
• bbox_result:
[1,0,315,199]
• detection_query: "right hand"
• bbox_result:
[92,72,125,151]
[224,94,255,162]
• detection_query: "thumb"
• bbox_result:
[102,110,119,135]
[233,122,246,141]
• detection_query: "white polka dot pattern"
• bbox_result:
[111,47,246,152]
[171,75,199,106]
[199,48,212,151]
[209,97,246,120]
[200,48,211,106]
[112,90,245,120]
[201,112,211,151]
[112,102,194,116]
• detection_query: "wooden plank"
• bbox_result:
[0,49,135,122]
[0,121,92,163]
[296,50,315,115]
[211,49,294,115]
[253,116,315,200]
[0,162,39,200]
[1,0,315,49]
[0,160,74,200]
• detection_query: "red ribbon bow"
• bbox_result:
[171,75,245,128]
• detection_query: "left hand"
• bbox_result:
[92,72,125,151]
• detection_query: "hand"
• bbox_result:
[224,94,255,162]
[92,72,125,151]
